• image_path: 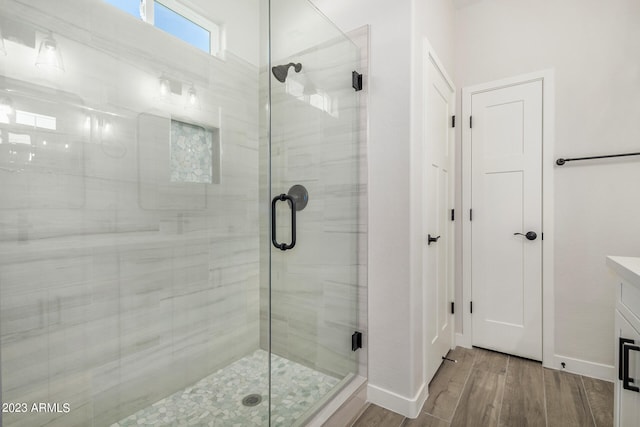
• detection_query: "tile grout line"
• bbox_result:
[496,355,509,427]
[444,348,478,423]
[580,376,598,427]
[542,367,549,427]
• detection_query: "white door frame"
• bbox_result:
[459,69,555,367]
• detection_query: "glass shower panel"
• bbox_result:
[0,0,265,426]
[269,0,361,424]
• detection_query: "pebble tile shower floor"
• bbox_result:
[113,350,340,426]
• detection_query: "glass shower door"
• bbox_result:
[268,0,362,424]
[0,1,266,426]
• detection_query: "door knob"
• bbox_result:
[514,231,537,241]
[428,234,441,245]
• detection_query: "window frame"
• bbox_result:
[104,0,223,58]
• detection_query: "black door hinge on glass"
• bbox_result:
[352,71,363,91]
[352,331,363,351]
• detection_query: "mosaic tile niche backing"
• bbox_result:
[170,119,214,184]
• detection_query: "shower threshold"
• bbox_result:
[112,350,340,426]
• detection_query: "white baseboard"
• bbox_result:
[366,381,428,419]
[547,354,615,382]
[455,330,614,382]
[456,332,472,349]
[455,334,614,382]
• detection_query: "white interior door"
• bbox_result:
[424,54,455,382]
[470,80,543,361]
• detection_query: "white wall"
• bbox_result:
[414,0,456,74]
[311,0,456,417]
[310,0,415,406]
[455,0,640,371]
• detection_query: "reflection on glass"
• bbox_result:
[0,22,6,55]
[186,84,198,108]
[158,75,171,99]
[15,110,57,130]
[35,33,64,71]
[139,0,147,22]
[0,96,14,123]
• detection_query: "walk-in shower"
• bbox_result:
[0,0,364,426]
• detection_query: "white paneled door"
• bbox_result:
[424,52,455,383]
[470,80,543,361]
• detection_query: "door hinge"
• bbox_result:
[470,301,473,314]
[470,116,473,128]
[451,302,455,314]
[470,209,473,221]
[352,331,363,351]
[451,209,455,221]
[451,115,456,128]
[352,71,363,92]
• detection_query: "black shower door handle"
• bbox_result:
[271,194,297,251]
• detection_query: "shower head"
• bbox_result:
[272,62,302,83]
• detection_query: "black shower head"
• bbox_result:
[272,62,302,83]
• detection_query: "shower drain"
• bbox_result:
[241,394,263,407]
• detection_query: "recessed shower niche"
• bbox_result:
[137,113,220,210]
[169,119,219,184]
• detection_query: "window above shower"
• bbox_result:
[103,0,222,57]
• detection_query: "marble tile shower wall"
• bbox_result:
[259,33,367,380]
[0,1,260,426]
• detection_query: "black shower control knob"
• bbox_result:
[514,231,537,241]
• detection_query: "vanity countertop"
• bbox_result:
[607,256,640,290]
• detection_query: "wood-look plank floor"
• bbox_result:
[498,356,545,427]
[450,349,507,427]
[350,347,613,427]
